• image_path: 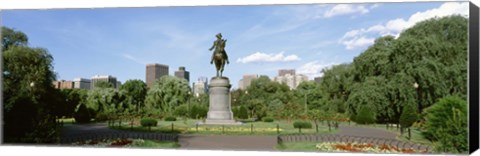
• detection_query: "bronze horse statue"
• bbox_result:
[210,33,229,77]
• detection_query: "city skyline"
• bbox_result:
[1,2,468,89]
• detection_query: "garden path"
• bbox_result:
[60,123,400,150]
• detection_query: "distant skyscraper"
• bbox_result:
[116,81,122,89]
[73,78,91,90]
[238,74,258,90]
[91,75,117,89]
[274,69,308,89]
[146,63,169,88]
[174,66,190,82]
[278,69,295,77]
[193,77,208,97]
[52,80,75,89]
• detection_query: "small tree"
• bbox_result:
[140,118,158,131]
[424,96,468,153]
[355,106,376,125]
[399,103,418,139]
[293,121,312,133]
[237,105,249,119]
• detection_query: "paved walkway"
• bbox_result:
[60,123,400,151]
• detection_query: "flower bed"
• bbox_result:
[72,138,144,147]
[188,127,283,132]
[315,142,428,154]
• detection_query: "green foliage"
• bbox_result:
[262,117,274,122]
[119,79,147,115]
[144,76,191,116]
[86,88,127,120]
[188,104,208,119]
[423,96,467,153]
[355,106,376,125]
[293,121,312,129]
[237,105,249,119]
[2,27,28,50]
[94,81,114,88]
[399,103,418,128]
[2,27,59,143]
[73,104,94,123]
[346,76,387,121]
[173,104,189,117]
[140,118,158,127]
[164,116,177,121]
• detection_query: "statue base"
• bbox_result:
[202,77,241,125]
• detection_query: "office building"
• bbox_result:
[73,78,91,90]
[52,80,75,89]
[174,66,190,82]
[91,75,117,89]
[238,74,258,90]
[278,69,296,77]
[146,63,169,88]
[193,77,208,97]
[273,69,309,89]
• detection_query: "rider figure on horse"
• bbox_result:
[209,33,230,77]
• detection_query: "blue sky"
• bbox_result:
[1,2,468,89]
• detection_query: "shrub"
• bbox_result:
[400,103,418,128]
[189,104,208,119]
[73,104,93,123]
[140,118,158,127]
[293,121,312,133]
[355,106,376,124]
[164,116,177,121]
[94,112,111,122]
[237,105,249,119]
[424,96,467,153]
[262,117,274,122]
[173,104,189,117]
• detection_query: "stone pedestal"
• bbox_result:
[203,77,241,125]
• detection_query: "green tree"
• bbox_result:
[237,105,249,119]
[2,27,58,143]
[94,81,114,88]
[144,76,191,116]
[2,27,28,50]
[423,96,467,153]
[119,79,147,115]
[399,103,418,139]
[355,106,376,125]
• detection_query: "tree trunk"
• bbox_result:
[408,128,411,140]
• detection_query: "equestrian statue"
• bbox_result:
[209,33,230,78]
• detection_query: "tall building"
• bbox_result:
[174,66,190,82]
[146,63,169,88]
[52,80,75,89]
[193,77,208,97]
[73,78,91,90]
[278,69,296,77]
[91,75,117,89]
[238,74,258,90]
[273,69,308,89]
[116,81,122,89]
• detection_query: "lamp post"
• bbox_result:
[413,82,419,112]
[304,90,308,116]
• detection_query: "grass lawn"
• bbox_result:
[110,118,337,136]
[57,118,75,124]
[129,140,180,148]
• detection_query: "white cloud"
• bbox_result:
[236,52,301,63]
[341,37,375,50]
[297,61,338,79]
[339,2,468,50]
[323,4,369,18]
[122,54,147,65]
